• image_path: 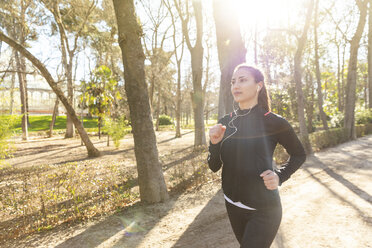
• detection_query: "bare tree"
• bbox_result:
[344,0,368,139]
[313,0,329,131]
[213,0,246,118]
[0,31,101,157]
[40,0,97,138]
[163,0,185,138]
[293,0,314,154]
[112,0,169,203]
[174,0,206,147]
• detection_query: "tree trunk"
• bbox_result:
[175,60,182,138]
[190,46,206,146]
[98,116,101,139]
[49,98,59,138]
[14,51,28,140]
[213,0,246,119]
[314,0,329,131]
[344,0,367,140]
[305,71,314,133]
[336,40,342,111]
[155,88,161,131]
[0,31,101,157]
[20,55,30,126]
[364,74,368,108]
[10,68,15,115]
[175,0,206,147]
[340,43,347,112]
[64,53,75,138]
[293,0,314,155]
[112,0,169,203]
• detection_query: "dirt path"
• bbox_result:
[4,134,372,248]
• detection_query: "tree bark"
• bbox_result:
[49,98,59,137]
[175,58,182,138]
[155,87,161,131]
[112,0,169,203]
[14,51,28,140]
[0,31,101,157]
[293,0,314,155]
[305,71,314,132]
[65,53,75,138]
[340,43,347,112]
[344,0,367,140]
[10,64,15,115]
[175,0,206,147]
[213,0,246,119]
[314,0,329,130]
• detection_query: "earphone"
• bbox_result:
[218,100,253,164]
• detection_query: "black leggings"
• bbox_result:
[224,199,282,248]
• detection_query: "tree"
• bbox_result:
[313,0,329,131]
[163,0,185,138]
[40,0,97,138]
[0,0,39,140]
[293,0,314,154]
[0,31,101,157]
[174,0,206,147]
[344,0,368,140]
[112,0,169,203]
[213,0,246,119]
[81,65,121,139]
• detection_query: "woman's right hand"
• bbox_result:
[209,124,226,144]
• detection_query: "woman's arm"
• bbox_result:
[207,116,227,172]
[274,118,307,186]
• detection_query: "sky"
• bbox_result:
[0,0,364,94]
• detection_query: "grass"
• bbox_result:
[0,115,98,133]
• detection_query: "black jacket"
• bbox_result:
[207,104,306,210]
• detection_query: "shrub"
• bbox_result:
[356,108,372,124]
[309,127,349,151]
[158,115,174,126]
[103,116,129,148]
[0,115,16,168]
[329,110,344,128]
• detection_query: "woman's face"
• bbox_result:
[231,68,261,104]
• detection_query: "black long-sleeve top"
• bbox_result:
[207,103,306,210]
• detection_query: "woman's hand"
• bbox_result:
[209,123,226,144]
[260,170,279,190]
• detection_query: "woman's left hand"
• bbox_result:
[260,170,279,190]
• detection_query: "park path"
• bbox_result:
[5,134,372,248]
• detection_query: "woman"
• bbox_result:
[207,64,306,247]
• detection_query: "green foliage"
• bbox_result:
[309,122,372,152]
[81,65,121,120]
[329,110,344,128]
[0,115,16,167]
[158,115,174,126]
[309,128,349,151]
[355,108,372,124]
[211,113,218,120]
[103,116,129,148]
[269,88,292,118]
[0,115,98,132]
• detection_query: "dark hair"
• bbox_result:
[233,63,271,112]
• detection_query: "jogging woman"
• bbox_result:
[207,64,306,247]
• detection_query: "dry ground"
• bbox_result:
[2,132,372,248]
